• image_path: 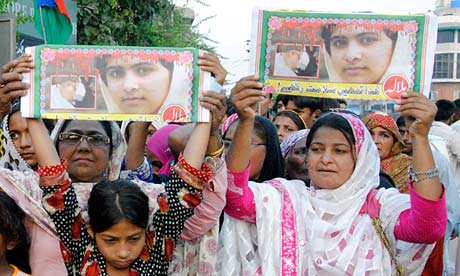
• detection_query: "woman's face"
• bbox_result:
[286,137,309,184]
[58,120,111,183]
[329,26,394,83]
[9,112,38,168]
[105,56,171,114]
[307,126,355,189]
[224,123,267,180]
[369,126,395,160]
[274,115,299,143]
[94,219,145,273]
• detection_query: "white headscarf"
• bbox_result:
[218,112,434,275]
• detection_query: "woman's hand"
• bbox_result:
[0,55,34,120]
[198,52,227,86]
[200,91,227,135]
[230,75,265,122]
[395,91,436,139]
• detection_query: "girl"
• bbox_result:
[272,110,306,143]
[0,192,30,276]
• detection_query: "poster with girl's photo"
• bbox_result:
[21,45,212,122]
[249,8,437,100]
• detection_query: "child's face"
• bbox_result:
[105,56,171,114]
[94,219,146,271]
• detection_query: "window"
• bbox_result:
[433,53,454,79]
[457,54,460,79]
[437,30,455,43]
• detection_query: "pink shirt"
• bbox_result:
[225,165,447,243]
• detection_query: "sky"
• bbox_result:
[175,0,437,86]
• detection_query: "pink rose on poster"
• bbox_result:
[179,51,193,64]
[268,16,282,30]
[404,21,418,34]
[41,48,55,62]
[263,85,276,94]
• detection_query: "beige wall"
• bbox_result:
[432,82,460,100]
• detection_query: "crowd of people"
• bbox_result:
[0,45,459,276]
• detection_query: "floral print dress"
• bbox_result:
[40,161,204,276]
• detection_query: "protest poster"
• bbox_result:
[249,8,438,100]
[21,45,211,122]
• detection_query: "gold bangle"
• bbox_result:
[206,144,224,158]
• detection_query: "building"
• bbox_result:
[432,0,460,100]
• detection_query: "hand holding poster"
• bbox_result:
[250,8,438,100]
[21,45,212,122]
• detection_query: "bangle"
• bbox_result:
[408,166,439,183]
[206,144,224,158]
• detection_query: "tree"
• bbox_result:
[77,0,216,52]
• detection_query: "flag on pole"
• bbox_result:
[34,0,72,44]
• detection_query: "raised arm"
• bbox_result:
[224,76,265,222]
[393,92,447,243]
[396,92,442,199]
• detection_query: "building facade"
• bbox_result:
[432,0,460,100]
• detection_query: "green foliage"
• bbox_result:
[77,0,216,52]
[0,0,33,24]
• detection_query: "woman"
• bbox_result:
[220,75,446,275]
[223,113,285,182]
[146,124,181,175]
[321,24,412,84]
[364,112,412,193]
[29,113,213,275]
[272,110,306,143]
[280,129,310,185]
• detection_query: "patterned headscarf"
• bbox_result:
[280,129,310,157]
[363,112,404,156]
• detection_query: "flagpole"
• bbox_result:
[39,6,48,44]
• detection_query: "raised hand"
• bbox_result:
[198,52,227,86]
[230,75,265,122]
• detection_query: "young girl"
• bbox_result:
[0,192,30,276]
[28,115,212,275]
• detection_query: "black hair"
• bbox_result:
[454,98,460,110]
[319,98,340,111]
[396,116,406,128]
[95,55,174,85]
[434,99,456,122]
[88,179,149,233]
[321,24,398,56]
[0,192,30,273]
[253,116,285,181]
[272,94,291,114]
[337,99,347,106]
[57,120,113,156]
[223,115,285,181]
[273,110,306,130]
[287,96,322,113]
[306,112,356,151]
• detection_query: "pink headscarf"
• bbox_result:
[146,124,181,175]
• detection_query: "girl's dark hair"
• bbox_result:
[306,113,356,151]
[0,192,30,273]
[57,120,113,156]
[253,115,285,181]
[88,179,149,233]
[273,110,306,130]
[321,25,398,56]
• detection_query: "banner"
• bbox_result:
[249,8,438,100]
[21,45,211,122]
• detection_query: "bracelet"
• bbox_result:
[177,153,213,183]
[206,144,224,158]
[408,166,439,183]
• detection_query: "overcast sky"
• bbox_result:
[175,0,437,85]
